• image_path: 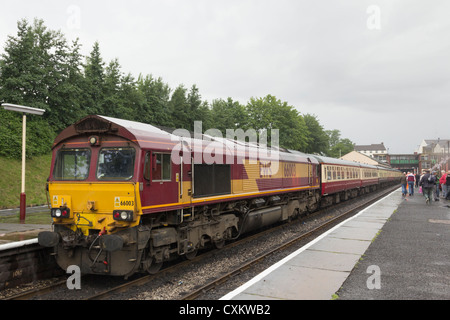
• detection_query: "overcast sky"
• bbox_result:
[1,1,449,154]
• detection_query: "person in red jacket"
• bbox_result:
[440,170,447,199]
[406,172,416,196]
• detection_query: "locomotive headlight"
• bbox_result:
[88,135,100,146]
[51,207,70,218]
[120,211,128,220]
[113,210,133,222]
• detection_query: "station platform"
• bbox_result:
[0,206,51,247]
[221,188,450,300]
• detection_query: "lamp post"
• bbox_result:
[2,103,45,223]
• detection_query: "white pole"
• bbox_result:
[21,113,26,194]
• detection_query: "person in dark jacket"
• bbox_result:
[446,170,450,200]
[432,171,440,201]
[419,170,436,205]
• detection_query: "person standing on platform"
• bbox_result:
[400,172,407,197]
[420,170,436,204]
[432,171,440,201]
[440,170,447,199]
[446,171,450,200]
[406,172,416,196]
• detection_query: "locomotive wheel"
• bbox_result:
[185,249,198,260]
[146,259,163,274]
[214,240,225,249]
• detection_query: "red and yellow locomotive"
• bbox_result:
[38,115,400,277]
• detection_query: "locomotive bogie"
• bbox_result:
[48,224,146,276]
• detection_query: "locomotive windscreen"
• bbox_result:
[194,164,231,198]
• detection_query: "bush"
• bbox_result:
[0,111,55,159]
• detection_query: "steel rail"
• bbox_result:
[179,185,399,300]
[3,185,399,300]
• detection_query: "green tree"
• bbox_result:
[326,129,341,150]
[303,114,329,155]
[102,58,123,117]
[47,38,86,130]
[169,85,189,130]
[84,41,105,115]
[245,95,308,150]
[0,17,353,163]
[118,73,143,120]
[210,97,248,134]
[0,18,74,157]
[325,130,354,158]
[137,74,172,127]
[187,84,210,131]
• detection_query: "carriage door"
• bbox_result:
[176,139,193,207]
[178,152,193,206]
[142,151,179,208]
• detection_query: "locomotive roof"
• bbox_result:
[52,115,174,149]
[54,116,401,170]
[312,154,378,169]
[52,115,318,164]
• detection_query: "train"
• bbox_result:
[38,115,402,278]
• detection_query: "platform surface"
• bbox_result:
[0,206,51,247]
[338,192,450,300]
[221,189,450,300]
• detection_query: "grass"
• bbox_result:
[0,153,52,209]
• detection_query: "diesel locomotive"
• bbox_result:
[38,115,401,277]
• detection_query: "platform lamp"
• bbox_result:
[2,103,45,223]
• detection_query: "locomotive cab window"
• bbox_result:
[97,147,135,180]
[53,148,91,180]
[152,153,171,181]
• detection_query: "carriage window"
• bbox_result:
[53,149,90,180]
[153,153,171,181]
[97,147,135,180]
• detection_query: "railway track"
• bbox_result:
[2,185,399,300]
[180,185,399,300]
